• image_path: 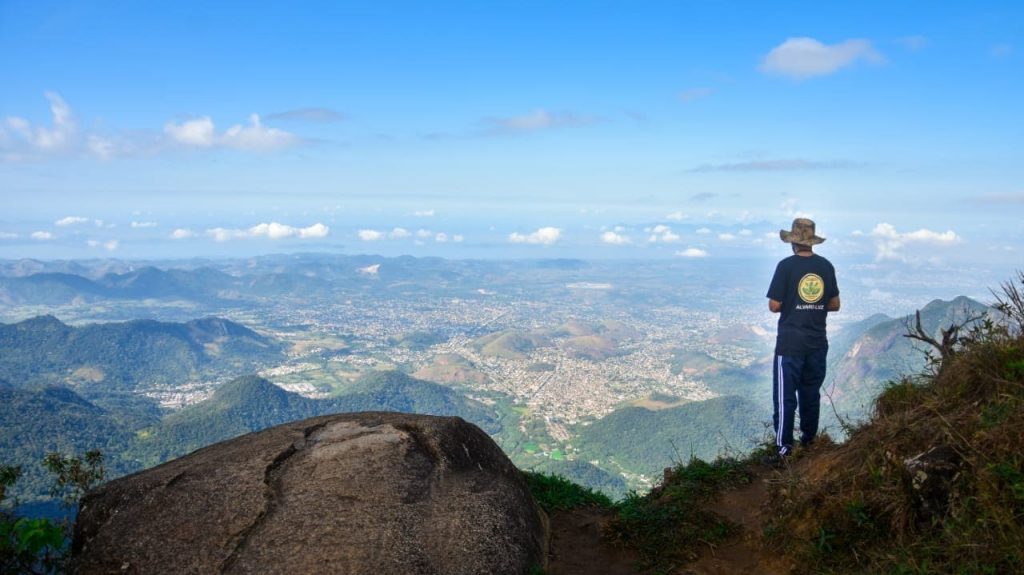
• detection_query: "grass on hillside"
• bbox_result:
[763,273,1024,574]
[606,457,752,573]
[523,471,614,512]
[526,456,754,575]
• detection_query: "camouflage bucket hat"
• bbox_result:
[780,217,825,245]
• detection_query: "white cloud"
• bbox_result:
[248,222,329,239]
[739,229,753,236]
[666,211,686,221]
[165,114,298,151]
[31,231,55,240]
[357,229,384,242]
[869,222,961,261]
[222,114,298,150]
[676,247,709,258]
[647,225,680,243]
[760,37,884,79]
[696,227,712,235]
[0,232,18,239]
[416,229,433,238]
[452,234,465,243]
[87,239,119,251]
[413,209,436,217]
[164,117,215,147]
[435,232,448,243]
[55,216,88,226]
[208,222,330,242]
[170,228,195,240]
[601,231,631,245]
[389,227,411,239]
[718,233,737,241]
[484,109,596,134]
[509,227,561,245]
[3,92,77,156]
[131,221,158,228]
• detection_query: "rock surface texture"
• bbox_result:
[72,412,548,574]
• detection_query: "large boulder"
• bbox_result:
[72,412,548,574]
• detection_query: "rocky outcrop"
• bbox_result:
[903,444,962,519]
[72,412,548,574]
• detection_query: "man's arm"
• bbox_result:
[768,299,782,313]
[827,295,841,312]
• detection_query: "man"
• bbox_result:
[764,218,840,466]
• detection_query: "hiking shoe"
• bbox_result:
[761,451,790,468]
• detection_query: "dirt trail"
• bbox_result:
[546,466,800,574]
[679,467,793,575]
[546,507,641,575]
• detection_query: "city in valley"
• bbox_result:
[1,254,995,492]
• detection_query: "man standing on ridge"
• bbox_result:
[764,218,840,466]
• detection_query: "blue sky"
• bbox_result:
[1,0,1021,269]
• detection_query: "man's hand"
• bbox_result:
[768,299,782,313]
[827,296,841,312]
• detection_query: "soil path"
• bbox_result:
[546,507,641,575]
[678,467,793,575]
[546,465,801,574]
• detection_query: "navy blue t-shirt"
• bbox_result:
[766,254,839,355]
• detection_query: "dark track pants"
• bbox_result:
[772,347,828,455]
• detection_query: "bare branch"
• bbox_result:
[902,308,985,364]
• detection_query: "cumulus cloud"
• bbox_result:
[679,87,714,102]
[509,227,561,245]
[416,229,433,238]
[760,37,884,79]
[666,211,686,221]
[2,93,308,163]
[165,114,299,151]
[601,231,631,245]
[31,231,55,240]
[3,92,77,158]
[389,227,411,239]
[413,209,436,217]
[357,229,385,242]
[164,117,215,147]
[676,247,709,258]
[452,234,465,243]
[696,227,712,235]
[207,222,329,242]
[869,222,961,261]
[55,216,89,226]
[131,221,158,228]
[170,228,195,240]
[435,232,449,243]
[718,233,737,241]
[647,225,680,243]
[483,109,596,135]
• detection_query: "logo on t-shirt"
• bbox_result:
[798,273,825,304]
